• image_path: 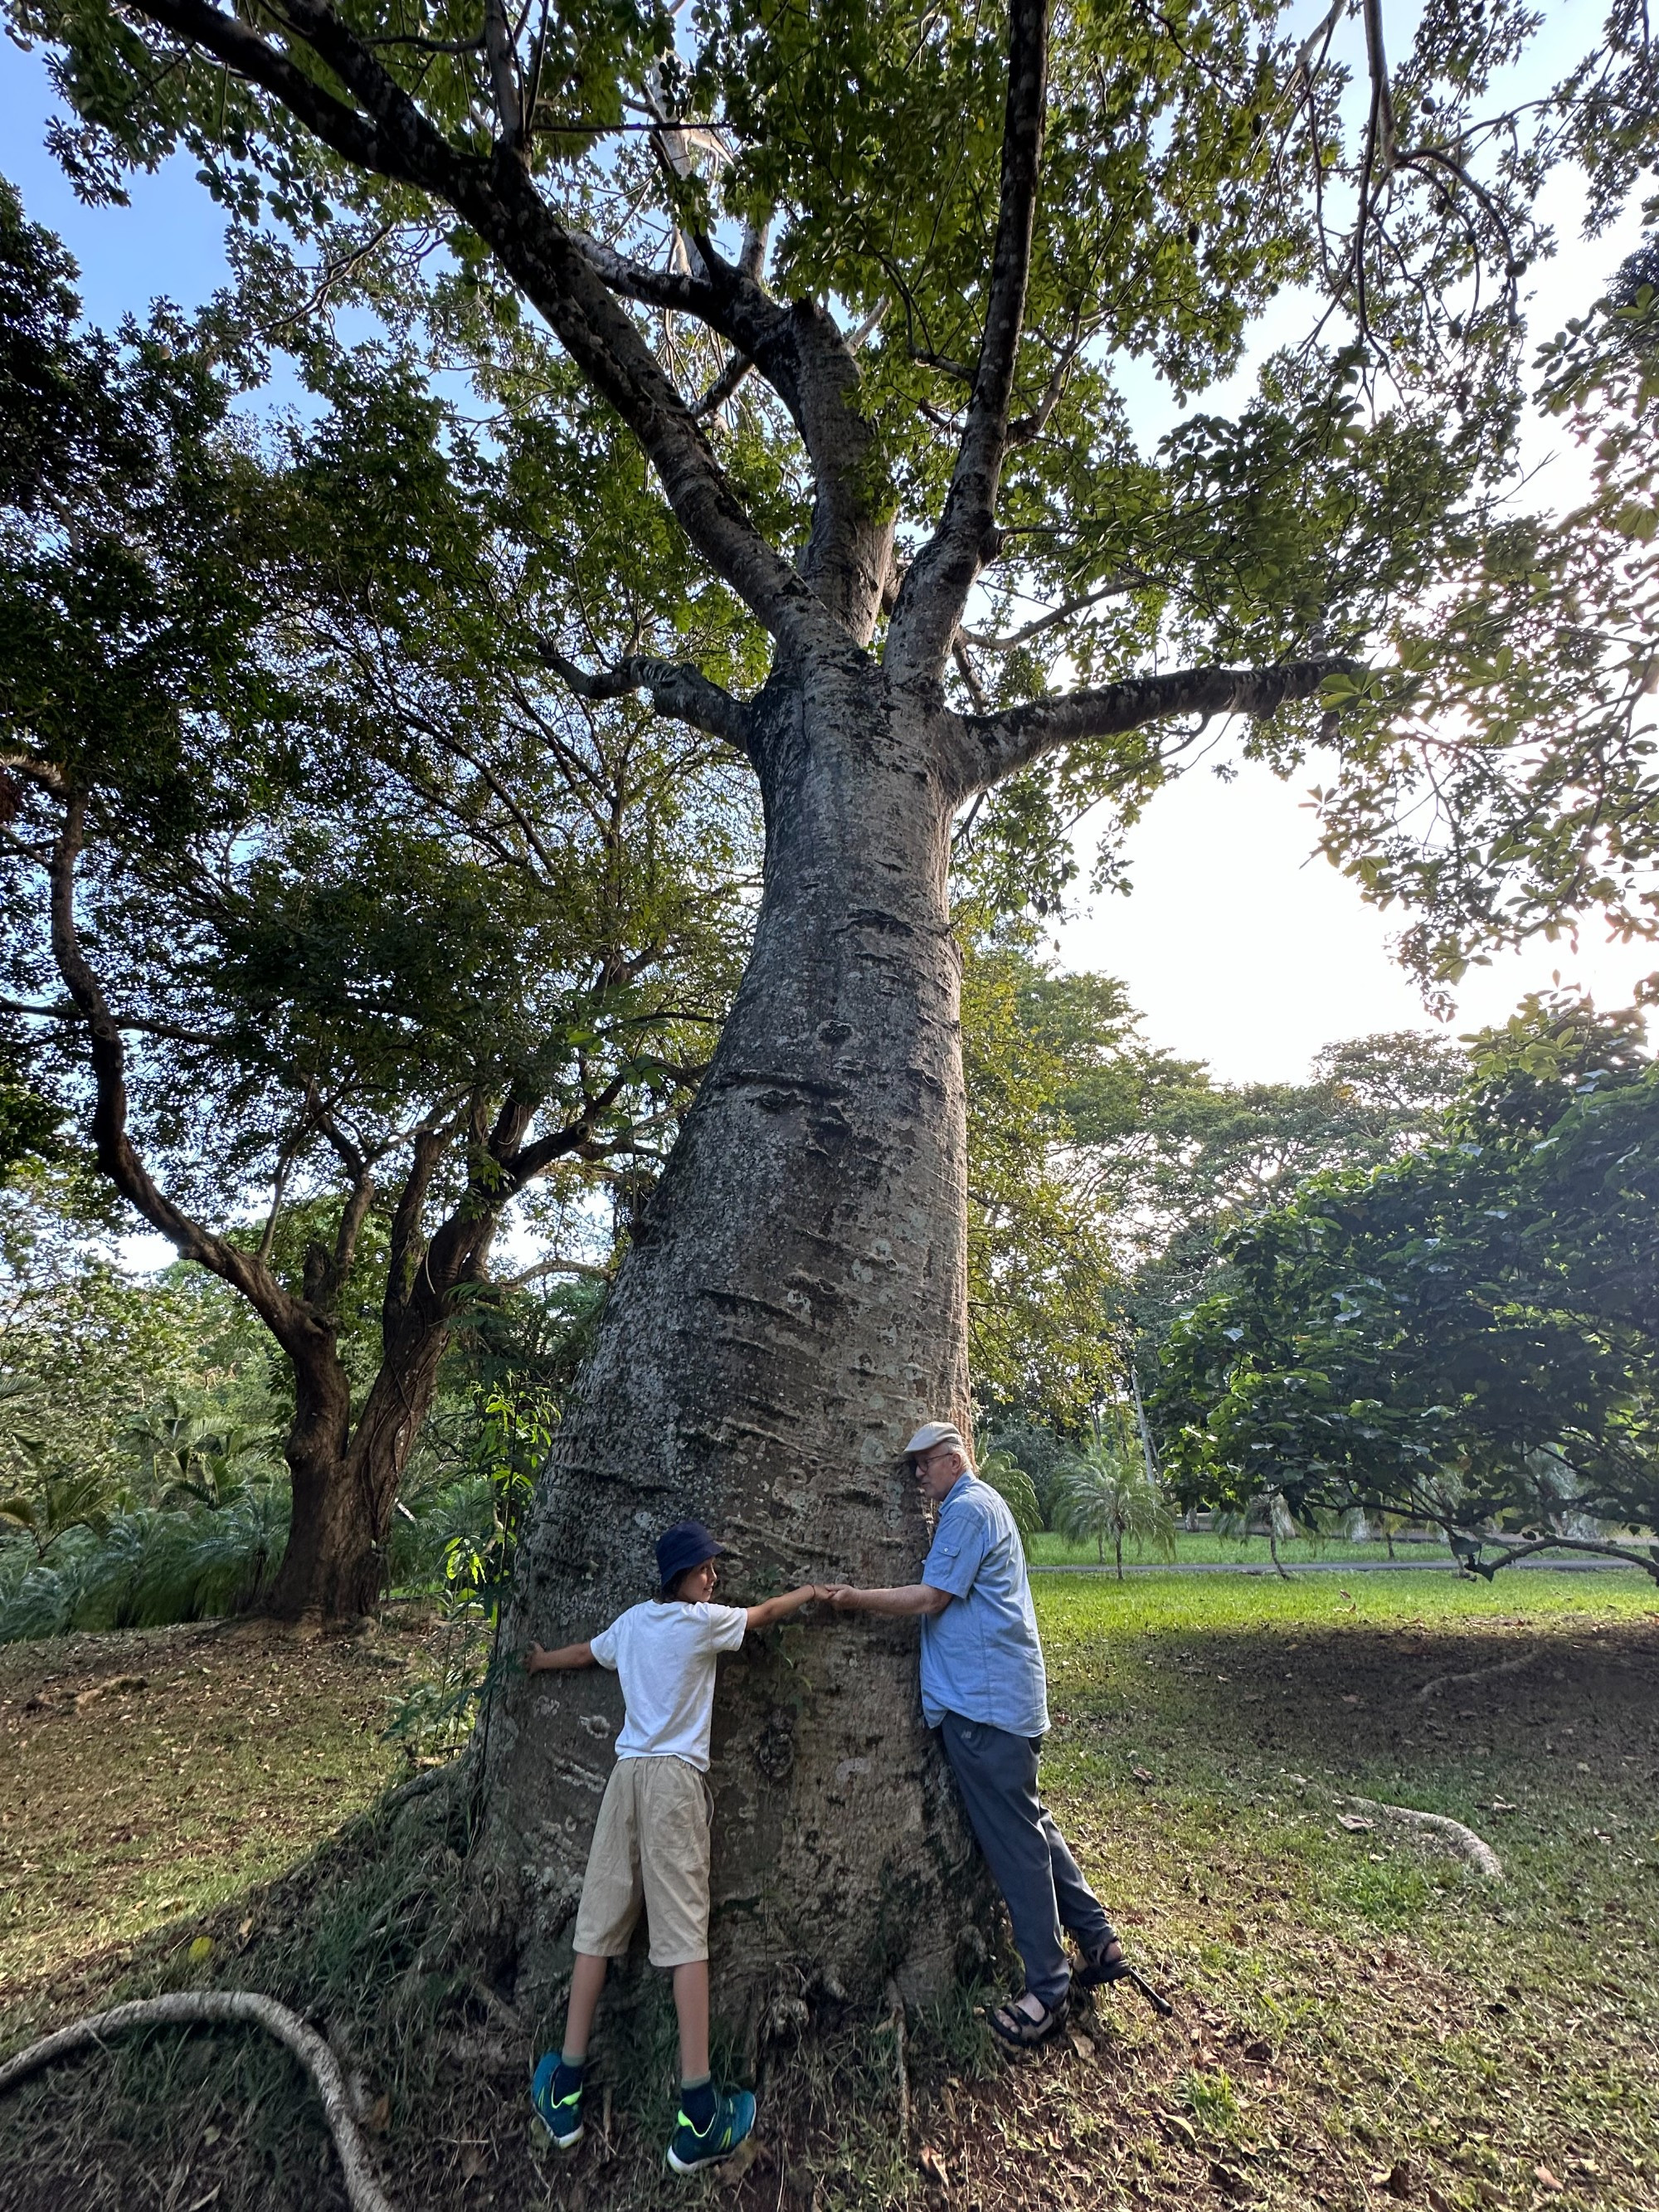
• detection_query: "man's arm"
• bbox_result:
[826,1583,954,1617]
[524,1640,596,1672]
[745,1583,830,1632]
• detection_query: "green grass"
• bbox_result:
[2,1570,1655,2211]
[1029,1528,1462,1567]
[1030,1568,1659,2211]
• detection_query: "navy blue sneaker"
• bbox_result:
[531,2053,585,2151]
[666,2086,756,2174]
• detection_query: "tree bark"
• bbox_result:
[479,662,990,2029]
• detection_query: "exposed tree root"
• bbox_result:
[1341,1796,1503,1878]
[884,1978,912,2149]
[0,1990,398,2212]
[1413,1645,1541,1704]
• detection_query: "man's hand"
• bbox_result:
[826,1583,952,1617]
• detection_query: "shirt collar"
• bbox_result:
[941,1471,975,1508]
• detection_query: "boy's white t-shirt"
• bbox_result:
[589,1600,747,1771]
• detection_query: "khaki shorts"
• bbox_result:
[571,1755,714,1969]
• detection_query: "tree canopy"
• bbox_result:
[1155,990,1659,1579]
[4,0,1655,958]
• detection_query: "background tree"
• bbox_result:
[6,0,1659,2022]
[1053,1423,1177,1577]
[1,190,752,1615]
[1155,991,1659,1582]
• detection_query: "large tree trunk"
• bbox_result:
[479,665,988,2032]
[265,1326,447,1620]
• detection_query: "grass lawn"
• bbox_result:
[0,1570,1655,2210]
[0,1614,426,2033]
[1027,1529,1460,1568]
[1004,1568,1659,2212]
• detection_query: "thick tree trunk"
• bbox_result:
[479,664,989,2034]
[265,1328,447,1620]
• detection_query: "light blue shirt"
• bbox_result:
[918,1473,1049,1737]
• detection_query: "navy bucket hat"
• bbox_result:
[656,1518,726,1591]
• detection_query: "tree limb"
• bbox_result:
[888,0,1048,685]
[960,573,1145,651]
[534,645,756,753]
[1469,1534,1659,1585]
[44,796,333,1366]
[951,656,1352,795]
[120,0,831,657]
[693,350,754,419]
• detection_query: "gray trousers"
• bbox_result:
[939,1711,1114,2008]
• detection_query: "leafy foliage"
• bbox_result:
[1155,992,1659,1563]
[1052,1422,1177,1576]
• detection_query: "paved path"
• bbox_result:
[1029,1555,1652,1576]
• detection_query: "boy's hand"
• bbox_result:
[825,1585,862,1610]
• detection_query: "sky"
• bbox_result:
[2,11,1655,1089]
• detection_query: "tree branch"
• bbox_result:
[1467,1534,1659,1585]
[44,796,328,1362]
[951,656,1353,796]
[124,0,474,192]
[693,350,753,418]
[120,0,832,657]
[534,645,756,753]
[959,573,1144,651]
[888,0,1048,686]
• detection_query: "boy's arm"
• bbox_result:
[524,1640,596,1673]
[743,1583,829,1633]
[826,1583,953,1617]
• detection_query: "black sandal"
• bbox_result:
[988,1990,1069,2047]
[1075,1931,1175,2018]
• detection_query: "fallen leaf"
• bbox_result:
[1131,1763,1154,1785]
[919,2146,949,2185]
[459,2145,489,2180]
[1534,2166,1564,2194]
[1338,1814,1374,1833]
[1156,2110,1197,2151]
[1341,1693,1362,1706]
[365,2092,392,2135]
[236,1917,253,1940]
[187,1935,215,1964]
[1209,2161,1253,2201]
[717,2133,762,2185]
[1489,1800,1518,1814]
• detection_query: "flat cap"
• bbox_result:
[903,1420,967,1457]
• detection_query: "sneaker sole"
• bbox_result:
[666,2144,728,2175]
[533,2112,585,2153]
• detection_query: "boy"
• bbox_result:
[524,1518,824,2173]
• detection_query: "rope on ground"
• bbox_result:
[1413,1645,1542,1704]
[0,1990,397,2212]
[1341,1796,1503,1879]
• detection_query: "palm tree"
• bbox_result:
[1053,1435,1177,1581]
[975,1446,1044,1557]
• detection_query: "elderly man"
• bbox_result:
[829,1420,1132,2044]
